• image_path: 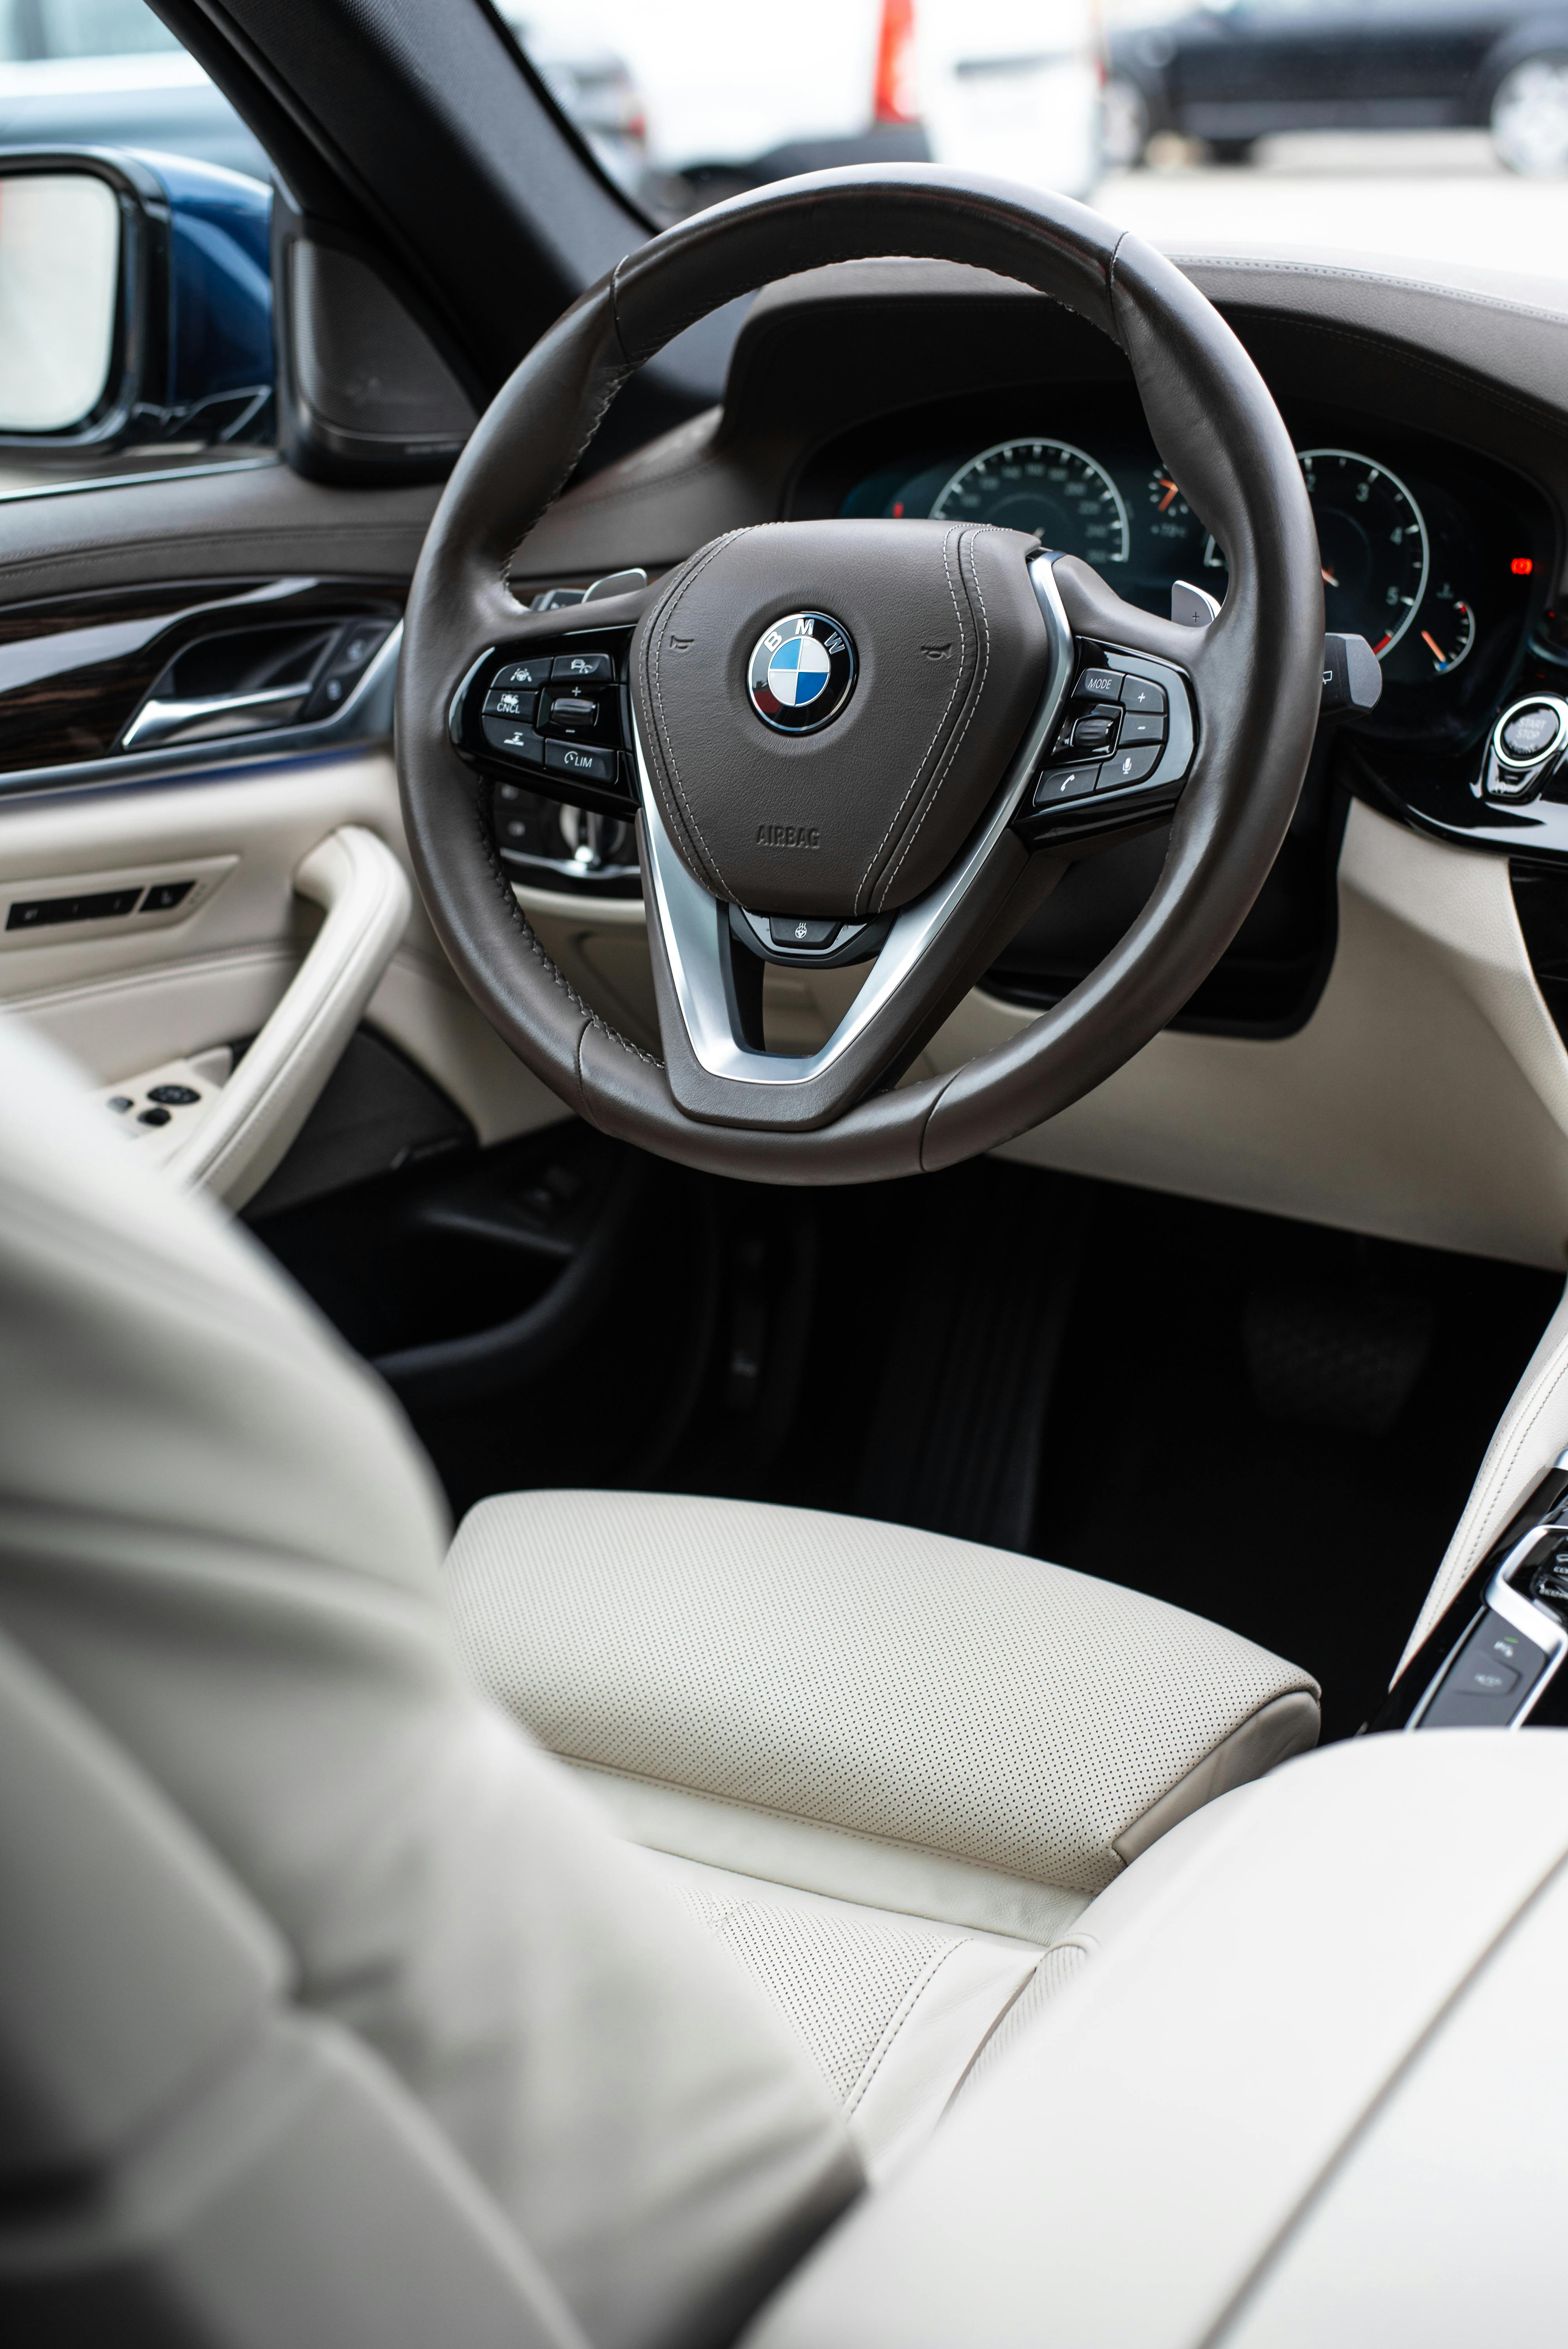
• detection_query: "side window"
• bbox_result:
[0,0,271,178]
[28,1,183,54]
[0,0,275,485]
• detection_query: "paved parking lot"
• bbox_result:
[1092,130,1568,291]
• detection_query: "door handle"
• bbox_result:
[121,683,314,751]
[164,825,411,1208]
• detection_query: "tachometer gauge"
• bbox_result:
[1298,448,1429,658]
[1147,465,1228,577]
[1418,584,1477,676]
[1147,465,1192,531]
[931,440,1130,565]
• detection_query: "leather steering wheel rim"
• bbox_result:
[396,166,1324,1184]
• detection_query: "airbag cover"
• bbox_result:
[631,520,1049,920]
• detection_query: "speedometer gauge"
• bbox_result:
[930,440,1130,566]
[1298,448,1429,658]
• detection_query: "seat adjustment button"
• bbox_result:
[543,740,619,785]
[1099,744,1162,789]
[140,880,196,914]
[1033,763,1101,804]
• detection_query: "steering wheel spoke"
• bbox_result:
[633,550,1077,1130]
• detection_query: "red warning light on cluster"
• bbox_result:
[1512,557,1534,575]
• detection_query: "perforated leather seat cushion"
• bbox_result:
[447,1490,1319,1898]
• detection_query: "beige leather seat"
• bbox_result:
[0,1011,1316,2346]
[447,1489,1317,2176]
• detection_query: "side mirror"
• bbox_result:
[0,149,273,466]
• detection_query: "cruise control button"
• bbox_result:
[1070,708,1121,754]
[481,715,546,764]
[484,687,537,722]
[1119,676,1167,719]
[1099,743,1163,789]
[544,692,599,727]
[1118,709,1165,746]
[1073,667,1122,703]
[492,657,553,692]
[768,915,839,948]
[544,739,619,786]
[551,650,615,683]
[1033,763,1100,805]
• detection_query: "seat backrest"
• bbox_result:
[0,1014,859,2349]
[0,1625,585,2348]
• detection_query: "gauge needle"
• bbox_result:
[1156,476,1180,512]
[1322,566,1339,587]
[1421,629,1447,663]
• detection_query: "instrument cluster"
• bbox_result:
[837,398,1553,741]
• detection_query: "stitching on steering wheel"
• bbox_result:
[501,340,637,603]
[474,803,660,1073]
[859,525,985,909]
[854,524,969,902]
[645,529,754,898]
[608,205,1106,366]
[876,533,993,907]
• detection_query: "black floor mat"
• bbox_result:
[851,1185,1086,1551]
[336,1131,1558,1745]
[1031,1183,1559,1741]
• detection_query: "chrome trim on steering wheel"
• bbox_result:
[634,550,1076,1089]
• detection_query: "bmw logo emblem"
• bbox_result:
[747,611,857,734]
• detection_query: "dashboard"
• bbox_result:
[828,388,1552,754]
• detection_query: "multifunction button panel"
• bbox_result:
[453,628,638,821]
[1014,643,1195,845]
[451,627,642,893]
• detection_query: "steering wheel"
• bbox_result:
[396,168,1323,1182]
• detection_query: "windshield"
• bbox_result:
[6,2,1568,291]
[501,0,1568,287]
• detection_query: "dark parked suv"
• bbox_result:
[1105,0,1568,172]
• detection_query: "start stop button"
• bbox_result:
[1485,695,1568,800]
[1495,696,1568,771]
